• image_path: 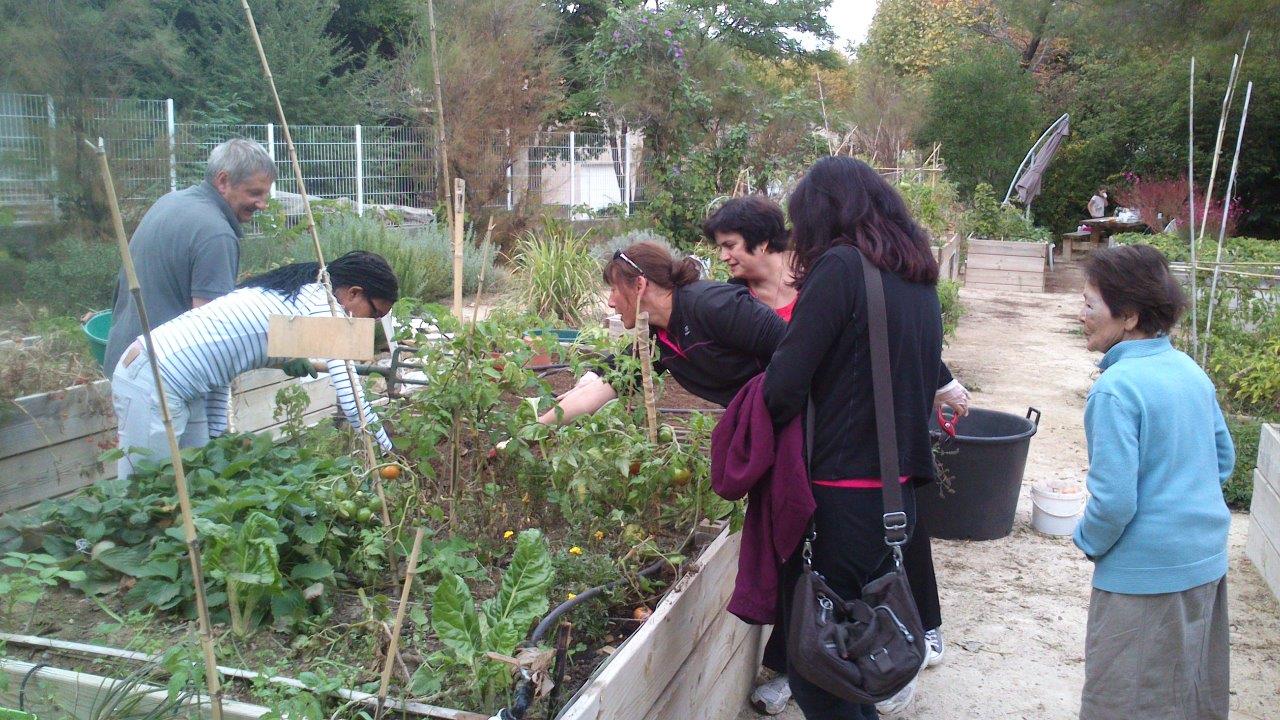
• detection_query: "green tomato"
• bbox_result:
[367,495,384,512]
[337,500,357,519]
[356,507,374,523]
[657,425,675,444]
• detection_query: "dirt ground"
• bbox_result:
[736,286,1280,720]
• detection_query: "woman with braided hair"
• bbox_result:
[111,251,399,480]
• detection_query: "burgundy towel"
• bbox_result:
[711,373,814,625]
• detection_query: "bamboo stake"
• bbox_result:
[1196,51,1243,252]
[238,0,396,577]
[471,217,496,329]
[1202,81,1253,364]
[452,178,466,318]
[1187,57,1199,359]
[635,312,658,444]
[425,0,453,230]
[89,139,224,720]
[375,527,426,719]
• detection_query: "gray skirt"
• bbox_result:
[1080,576,1229,720]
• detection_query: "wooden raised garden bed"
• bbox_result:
[558,526,762,720]
[0,369,337,514]
[1246,424,1280,602]
[933,234,961,282]
[964,238,1049,293]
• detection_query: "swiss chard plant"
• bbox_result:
[427,528,555,707]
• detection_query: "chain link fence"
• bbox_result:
[0,92,641,227]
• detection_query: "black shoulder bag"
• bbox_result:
[786,249,927,703]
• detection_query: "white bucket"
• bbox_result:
[1030,480,1087,536]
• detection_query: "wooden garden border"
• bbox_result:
[557,526,765,720]
[0,528,755,720]
[0,658,270,719]
[965,239,1049,293]
[0,369,337,514]
[1246,423,1280,601]
[933,234,961,282]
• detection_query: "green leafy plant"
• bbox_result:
[0,551,87,630]
[430,528,554,706]
[938,279,963,341]
[512,220,600,326]
[962,183,1052,243]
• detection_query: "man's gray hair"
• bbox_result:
[205,138,277,185]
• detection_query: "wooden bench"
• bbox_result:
[1062,230,1101,261]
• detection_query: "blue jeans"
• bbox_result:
[111,343,208,480]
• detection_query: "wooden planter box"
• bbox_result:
[0,370,337,514]
[559,526,764,720]
[0,527,757,720]
[933,234,961,282]
[1246,424,1280,602]
[964,238,1049,293]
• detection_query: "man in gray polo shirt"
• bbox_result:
[104,138,275,446]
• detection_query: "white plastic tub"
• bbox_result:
[1030,480,1087,536]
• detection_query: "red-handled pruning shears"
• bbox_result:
[936,406,958,438]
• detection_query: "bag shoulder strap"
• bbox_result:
[856,250,909,547]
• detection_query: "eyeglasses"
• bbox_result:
[613,250,645,277]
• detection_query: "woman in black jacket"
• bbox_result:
[764,157,945,720]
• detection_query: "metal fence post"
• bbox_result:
[354,124,364,215]
[266,122,277,199]
[45,95,58,219]
[569,130,576,211]
[166,99,177,192]
[623,131,632,217]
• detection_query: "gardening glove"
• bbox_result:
[280,358,319,378]
[935,379,971,417]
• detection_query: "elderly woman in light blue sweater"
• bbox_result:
[1075,244,1234,720]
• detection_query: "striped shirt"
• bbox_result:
[145,283,392,450]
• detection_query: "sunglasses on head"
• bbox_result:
[613,250,645,277]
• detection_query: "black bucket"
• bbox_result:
[918,407,1040,541]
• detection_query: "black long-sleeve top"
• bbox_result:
[652,280,787,407]
[763,246,944,482]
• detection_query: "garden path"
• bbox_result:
[735,286,1280,720]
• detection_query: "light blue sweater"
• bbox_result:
[1073,336,1235,594]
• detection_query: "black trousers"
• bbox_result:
[774,484,919,720]
[762,486,941,674]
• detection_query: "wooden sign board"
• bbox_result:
[267,315,376,361]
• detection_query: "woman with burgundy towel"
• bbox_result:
[762,156,946,720]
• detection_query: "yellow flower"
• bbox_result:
[503,530,514,540]
[567,592,577,600]
[593,530,605,541]
[569,546,583,556]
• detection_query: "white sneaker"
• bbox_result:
[750,674,791,715]
[924,628,946,667]
[875,678,917,716]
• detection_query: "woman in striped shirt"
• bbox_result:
[112,251,398,480]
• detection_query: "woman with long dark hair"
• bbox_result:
[111,251,399,480]
[763,157,946,719]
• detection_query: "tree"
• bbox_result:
[161,0,386,124]
[406,0,566,210]
[917,44,1042,195]
[859,0,992,77]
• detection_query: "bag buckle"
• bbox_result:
[883,511,908,546]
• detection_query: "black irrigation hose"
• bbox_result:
[500,557,670,720]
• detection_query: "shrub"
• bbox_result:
[898,178,961,239]
[512,220,600,326]
[1223,415,1262,510]
[22,237,119,315]
[589,228,675,264]
[247,212,506,302]
[961,183,1052,243]
[938,279,963,342]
